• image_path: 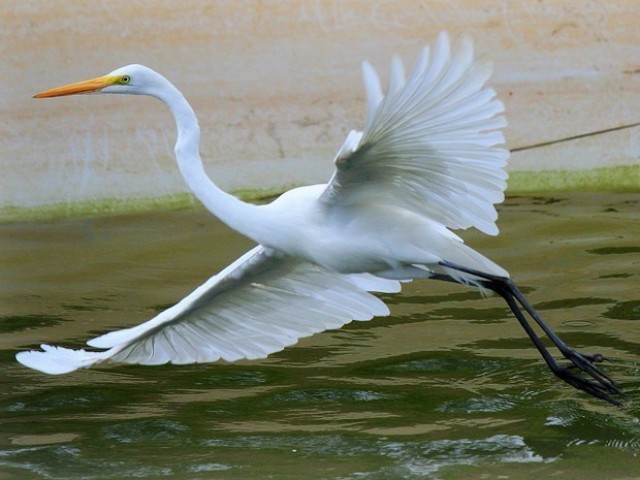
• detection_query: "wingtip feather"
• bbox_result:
[388,55,406,96]
[362,60,383,126]
[16,344,106,375]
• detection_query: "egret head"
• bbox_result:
[34,64,163,98]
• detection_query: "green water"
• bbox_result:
[1,193,639,479]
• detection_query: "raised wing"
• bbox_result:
[320,32,509,235]
[16,246,401,374]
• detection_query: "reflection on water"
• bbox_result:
[1,193,639,479]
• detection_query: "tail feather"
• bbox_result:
[15,344,109,375]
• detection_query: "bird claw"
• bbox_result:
[577,352,609,363]
[553,349,623,406]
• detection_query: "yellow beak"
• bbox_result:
[34,75,120,98]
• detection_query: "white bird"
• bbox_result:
[17,33,620,404]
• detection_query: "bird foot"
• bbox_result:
[552,348,622,406]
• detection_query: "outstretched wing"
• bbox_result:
[320,32,509,235]
[16,246,401,374]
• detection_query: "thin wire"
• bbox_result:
[511,121,640,153]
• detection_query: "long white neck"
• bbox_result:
[153,79,268,242]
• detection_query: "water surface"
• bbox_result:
[1,193,639,479]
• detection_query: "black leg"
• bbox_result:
[438,260,623,406]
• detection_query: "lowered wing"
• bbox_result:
[16,246,400,374]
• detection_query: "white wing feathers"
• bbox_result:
[16,246,401,374]
[321,32,509,235]
[16,32,505,375]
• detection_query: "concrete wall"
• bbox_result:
[3,1,639,214]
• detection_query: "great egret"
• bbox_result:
[17,33,621,405]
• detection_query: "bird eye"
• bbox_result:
[121,75,131,84]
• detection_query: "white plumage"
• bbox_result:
[322,34,508,236]
[18,34,624,407]
[16,34,508,374]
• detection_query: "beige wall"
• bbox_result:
[2,0,639,210]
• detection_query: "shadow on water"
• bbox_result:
[1,193,639,479]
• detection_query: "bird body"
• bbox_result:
[142,46,508,281]
[17,33,622,405]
